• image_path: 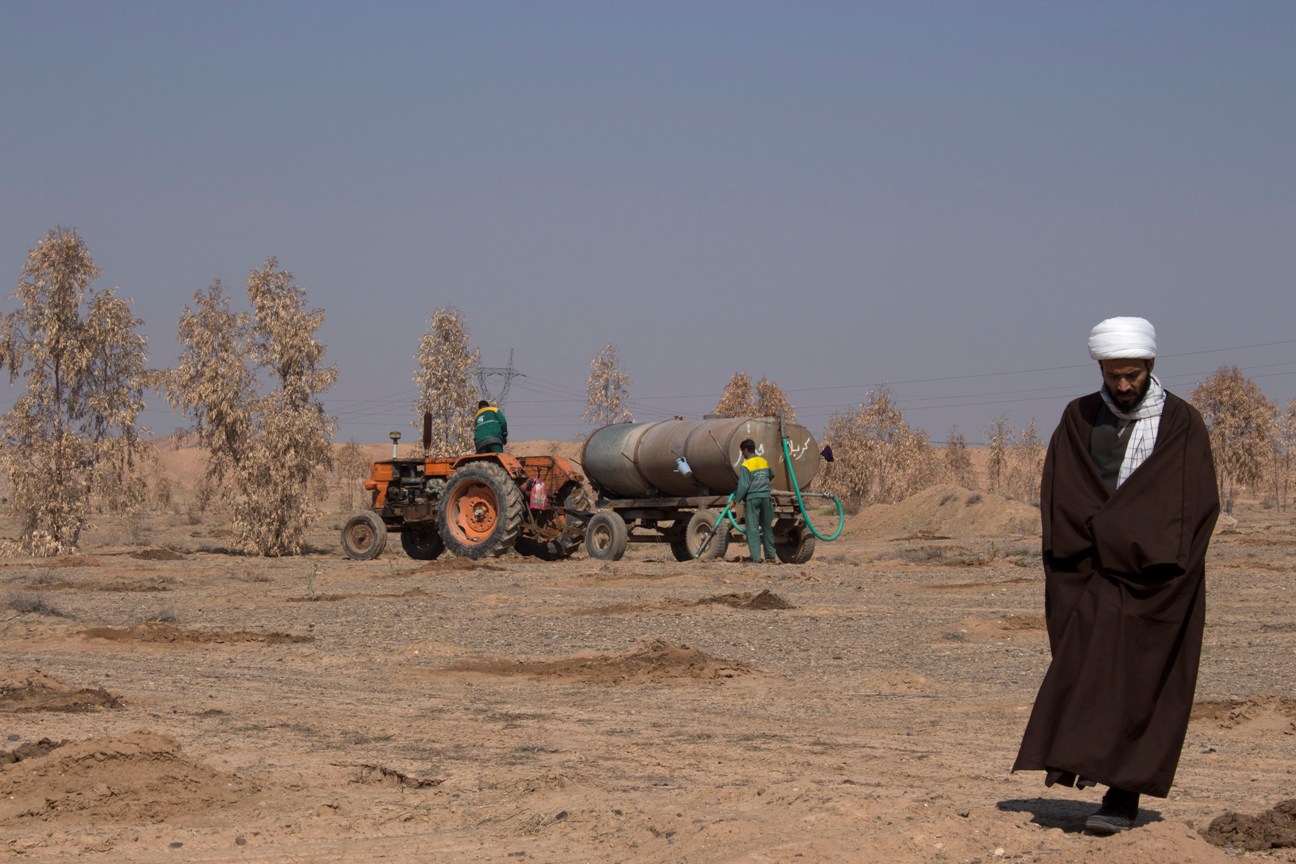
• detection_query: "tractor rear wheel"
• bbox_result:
[437,462,526,559]
[585,511,628,561]
[400,523,445,560]
[341,511,388,560]
[516,536,577,561]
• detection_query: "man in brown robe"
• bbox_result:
[1014,316,1220,835]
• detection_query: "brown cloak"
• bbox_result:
[1013,390,1219,798]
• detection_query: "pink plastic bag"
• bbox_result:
[529,478,549,510]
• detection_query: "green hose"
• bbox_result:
[723,438,845,542]
[781,436,845,541]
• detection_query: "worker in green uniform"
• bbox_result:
[473,400,508,454]
[733,438,777,564]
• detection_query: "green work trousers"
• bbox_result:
[744,497,777,562]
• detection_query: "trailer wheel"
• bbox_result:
[668,521,693,562]
[437,462,526,559]
[686,509,729,560]
[775,522,816,564]
[400,524,445,560]
[341,511,388,560]
[585,511,628,561]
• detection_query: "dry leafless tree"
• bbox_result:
[412,307,479,456]
[584,344,633,427]
[167,260,337,555]
[0,228,151,555]
[1191,366,1274,514]
[713,373,756,417]
[713,373,797,420]
[166,280,256,505]
[755,377,797,421]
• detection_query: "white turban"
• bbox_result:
[1088,316,1157,361]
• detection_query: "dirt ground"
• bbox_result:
[2,466,1294,862]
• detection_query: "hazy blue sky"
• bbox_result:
[3,1,1293,446]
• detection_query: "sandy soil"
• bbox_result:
[2,455,1294,863]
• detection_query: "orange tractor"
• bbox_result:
[340,418,589,561]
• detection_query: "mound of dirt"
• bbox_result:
[0,669,121,713]
[447,638,754,684]
[849,485,1038,540]
[1077,821,1235,863]
[1202,799,1296,851]
[129,546,186,561]
[1,738,67,764]
[1191,696,1296,732]
[0,729,245,825]
[697,589,792,610]
[946,615,1045,642]
[79,622,313,645]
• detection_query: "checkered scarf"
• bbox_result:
[1101,374,1165,488]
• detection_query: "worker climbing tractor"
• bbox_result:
[473,400,508,454]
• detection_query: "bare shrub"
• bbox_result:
[3,590,65,617]
[1191,366,1275,514]
[336,439,371,512]
[0,227,151,555]
[984,415,1013,495]
[150,468,175,512]
[412,307,478,456]
[584,344,633,427]
[819,385,938,507]
[1006,418,1044,505]
[713,373,756,417]
[943,427,976,489]
[124,511,148,546]
[1272,399,1296,512]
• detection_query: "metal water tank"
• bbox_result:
[581,417,819,499]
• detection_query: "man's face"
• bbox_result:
[1100,359,1153,411]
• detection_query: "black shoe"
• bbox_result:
[1084,803,1137,835]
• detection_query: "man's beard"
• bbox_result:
[1113,376,1152,410]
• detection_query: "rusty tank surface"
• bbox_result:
[581,416,819,499]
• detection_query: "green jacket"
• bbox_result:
[473,406,508,448]
[734,454,772,501]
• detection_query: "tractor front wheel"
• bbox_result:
[437,462,526,559]
[341,511,388,560]
[401,523,445,560]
